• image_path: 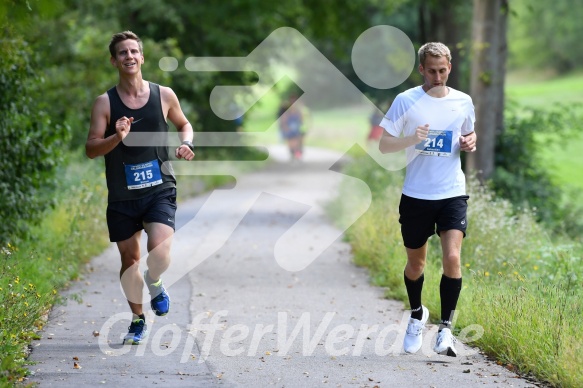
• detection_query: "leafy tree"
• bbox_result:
[407,0,473,91]
[508,0,583,74]
[28,5,181,149]
[13,0,420,159]
[13,0,414,151]
[292,0,473,109]
[106,0,411,133]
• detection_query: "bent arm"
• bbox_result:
[379,125,428,154]
[460,131,477,152]
[85,94,121,159]
[162,86,195,161]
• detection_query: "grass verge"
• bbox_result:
[1,156,110,386]
[328,154,582,388]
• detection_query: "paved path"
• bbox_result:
[27,146,537,387]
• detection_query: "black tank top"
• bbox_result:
[104,82,176,202]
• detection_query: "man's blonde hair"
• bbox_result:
[418,42,451,66]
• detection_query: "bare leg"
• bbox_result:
[440,229,463,278]
[404,242,428,281]
[144,222,174,281]
[117,230,144,315]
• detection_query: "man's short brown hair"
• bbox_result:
[109,31,143,58]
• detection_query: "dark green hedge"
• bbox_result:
[0,31,69,243]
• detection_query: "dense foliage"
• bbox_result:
[0,0,406,243]
[492,102,583,236]
[0,28,69,243]
[1,0,581,242]
[508,0,583,73]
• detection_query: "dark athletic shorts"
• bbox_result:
[106,187,177,242]
[398,194,469,249]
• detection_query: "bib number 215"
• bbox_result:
[124,160,163,190]
[134,170,154,181]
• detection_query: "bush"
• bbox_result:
[0,32,69,244]
[492,102,583,236]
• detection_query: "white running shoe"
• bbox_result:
[433,327,458,357]
[403,306,429,354]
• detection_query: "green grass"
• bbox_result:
[506,70,583,106]
[327,156,583,387]
[538,137,583,189]
[506,71,583,191]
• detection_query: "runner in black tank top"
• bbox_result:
[85,31,195,345]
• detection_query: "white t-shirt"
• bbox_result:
[380,86,475,200]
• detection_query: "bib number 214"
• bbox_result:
[415,129,453,157]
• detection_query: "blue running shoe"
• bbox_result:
[123,318,148,345]
[144,270,170,316]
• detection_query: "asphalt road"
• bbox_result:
[26,145,538,387]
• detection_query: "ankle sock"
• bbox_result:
[132,313,146,322]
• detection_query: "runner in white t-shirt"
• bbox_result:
[379,42,477,357]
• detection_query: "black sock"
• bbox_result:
[404,272,424,320]
[439,274,462,330]
[132,313,146,321]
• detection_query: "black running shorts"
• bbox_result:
[398,194,469,249]
[106,187,177,242]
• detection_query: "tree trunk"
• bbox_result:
[418,0,472,91]
[496,1,509,143]
[418,2,427,44]
[466,0,508,180]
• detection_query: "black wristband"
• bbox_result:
[182,140,194,151]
